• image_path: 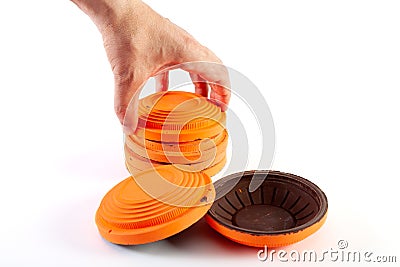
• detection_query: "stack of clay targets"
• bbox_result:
[124,91,228,176]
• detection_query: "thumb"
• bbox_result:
[114,71,144,135]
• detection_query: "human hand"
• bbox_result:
[72,0,231,134]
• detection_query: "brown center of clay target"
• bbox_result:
[233,204,296,231]
[206,170,328,247]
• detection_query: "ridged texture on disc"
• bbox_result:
[124,130,228,164]
[96,165,215,245]
[138,91,225,131]
[125,91,228,176]
[126,155,227,178]
[125,130,228,155]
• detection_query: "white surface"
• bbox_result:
[0,0,399,266]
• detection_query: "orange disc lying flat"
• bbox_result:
[124,133,227,165]
[124,146,226,173]
[125,130,227,154]
[126,155,227,177]
[138,91,225,130]
[95,165,215,245]
[125,129,228,163]
[206,170,328,247]
[136,120,226,143]
[135,91,226,142]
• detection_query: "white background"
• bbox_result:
[0,0,399,266]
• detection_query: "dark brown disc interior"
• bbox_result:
[207,170,328,235]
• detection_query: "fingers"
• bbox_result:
[113,69,144,135]
[189,73,209,97]
[209,82,230,112]
[121,93,139,135]
[180,45,231,111]
[182,61,231,111]
[155,71,169,92]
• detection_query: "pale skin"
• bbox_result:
[71,0,231,134]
